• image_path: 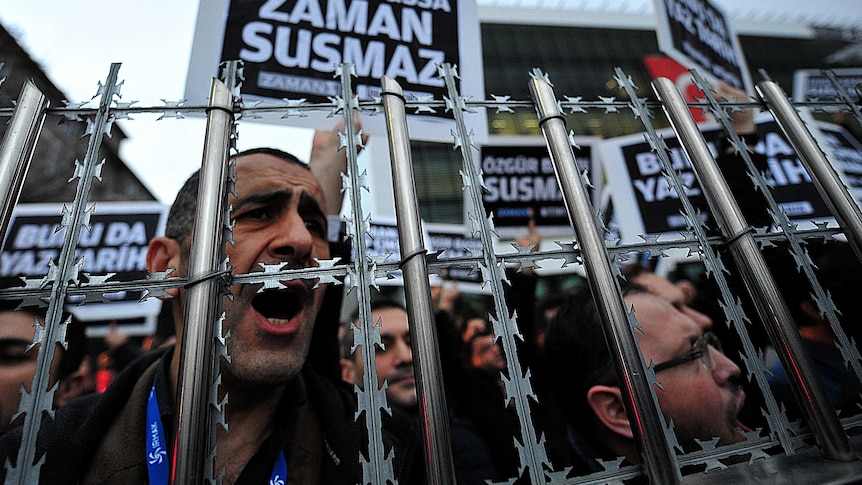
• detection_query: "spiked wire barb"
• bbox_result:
[4,63,122,485]
[613,68,796,464]
[328,64,398,485]
[439,63,554,485]
[2,58,861,484]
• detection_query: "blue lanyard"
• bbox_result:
[270,451,288,485]
[146,383,169,485]
[145,381,288,485]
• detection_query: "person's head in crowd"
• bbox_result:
[147,147,331,392]
[461,310,488,344]
[341,299,416,410]
[535,294,569,349]
[762,240,862,417]
[465,315,506,375]
[0,302,89,432]
[761,239,862,342]
[621,263,712,331]
[545,285,747,464]
[0,142,384,484]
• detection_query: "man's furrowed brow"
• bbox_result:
[299,192,326,220]
[233,189,292,211]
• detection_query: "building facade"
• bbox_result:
[0,25,156,203]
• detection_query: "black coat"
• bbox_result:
[0,346,419,484]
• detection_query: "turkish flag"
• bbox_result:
[644,55,710,123]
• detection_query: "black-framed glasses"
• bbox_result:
[653,331,722,373]
[0,338,35,365]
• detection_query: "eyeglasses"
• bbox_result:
[0,338,35,365]
[653,331,722,373]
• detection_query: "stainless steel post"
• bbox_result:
[757,79,862,264]
[172,78,235,484]
[5,63,122,485]
[380,75,456,485]
[529,74,681,483]
[653,76,855,462]
[0,80,47,248]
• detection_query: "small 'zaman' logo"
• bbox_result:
[269,474,285,485]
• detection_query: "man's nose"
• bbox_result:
[268,211,314,262]
[394,339,413,366]
[711,346,741,385]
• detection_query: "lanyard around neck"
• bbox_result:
[145,380,288,485]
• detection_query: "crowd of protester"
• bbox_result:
[1,104,861,484]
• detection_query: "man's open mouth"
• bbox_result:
[251,289,303,324]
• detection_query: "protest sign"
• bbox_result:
[426,222,483,284]
[0,202,168,336]
[350,218,484,286]
[186,0,487,142]
[600,116,859,243]
[354,217,431,284]
[792,68,862,108]
[479,135,599,237]
[815,121,862,203]
[652,0,752,93]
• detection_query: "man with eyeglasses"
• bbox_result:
[0,303,90,434]
[620,263,712,331]
[543,283,748,474]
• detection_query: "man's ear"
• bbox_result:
[340,358,357,385]
[147,237,183,298]
[587,385,633,440]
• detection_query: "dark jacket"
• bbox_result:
[0,346,379,484]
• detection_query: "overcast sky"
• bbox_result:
[0,0,314,204]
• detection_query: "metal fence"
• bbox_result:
[2,61,862,484]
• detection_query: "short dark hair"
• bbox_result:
[164,148,308,243]
[544,282,646,429]
[341,299,407,360]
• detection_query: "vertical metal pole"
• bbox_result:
[0,81,48,481]
[0,80,47,248]
[686,70,798,453]
[757,80,862,264]
[380,75,456,485]
[172,78,234,484]
[653,77,855,462]
[5,63,122,485]
[441,64,552,483]
[529,74,680,483]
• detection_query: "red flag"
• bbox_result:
[644,55,710,123]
